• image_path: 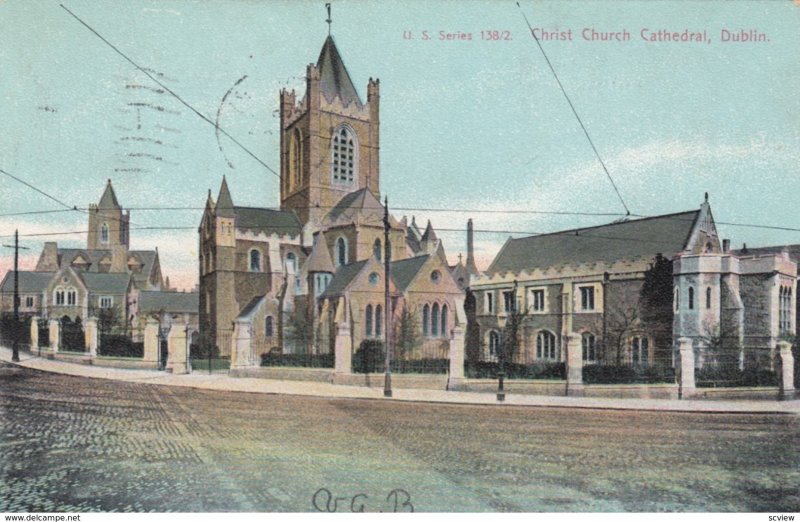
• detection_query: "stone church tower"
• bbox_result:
[279,35,380,235]
[87,179,130,251]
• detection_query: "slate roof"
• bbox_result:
[234,207,302,237]
[98,179,120,209]
[420,221,437,242]
[216,176,235,218]
[320,260,368,298]
[487,210,700,274]
[0,271,54,293]
[237,295,265,319]
[139,291,199,314]
[79,273,131,294]
[305,233,335,273]
[58,249,110,270]
[317,36,361,106]
[129,250,158,286]
[390,255,429,292]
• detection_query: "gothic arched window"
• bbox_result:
[373,238,382,262]
[289,128,303,190]
[488,331,500,360]
[286,252,297,274]
[375,304,382,338]
[249,249,261,272]
[265,316,274,337]
[422,304,430,337]
[688,287,695,310]
[365,304,373,337]
[331,125,356,184]
[431,303,440,338]
[100,223,109,245]
[336,237,347,267]
[706,287,712,309]
[441,305,448,337]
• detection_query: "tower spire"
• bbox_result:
[325,3,332,36]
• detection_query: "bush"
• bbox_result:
[261,351,334,368]
[583,364,675,384]
[353,340,384,373]
[99,334,143,358]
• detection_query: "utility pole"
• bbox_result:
[383,196,392,397]
[3,230,29,362]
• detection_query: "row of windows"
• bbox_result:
[422,303,449,338]
[53,287,77,306]
[484,286,596,314]
[675,286,713,311]
[248,250,298,274]
[365,304,384,338]
[285,125,359,191]
[485,330,649,365]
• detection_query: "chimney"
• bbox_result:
[466,218,478,274]
[722,239,730,253]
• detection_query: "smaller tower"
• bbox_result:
[87,179,130,251]
[465,218,479,275]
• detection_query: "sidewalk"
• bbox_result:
[2,347,799,414]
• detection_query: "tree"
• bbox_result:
[605,305,639,365]
[394,305,421,360]
[639,254,674,356]
[498,296,527,367]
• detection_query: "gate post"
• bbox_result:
[678,337,696,399]
[166,320,189,374]
[334,322,352,376]
[448,325,465,391]
[30,316,39,350]
[48,319,59,354]
[565,333,584,397]
[143,317,160,369]
[231,318,254,369]
[777,341,796,400]
[85,317,98,359]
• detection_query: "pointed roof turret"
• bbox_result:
[316,36,361,106]
[305,232,335,274]
[216,176,235,218]
[98,179,121,209]
[421,220,438,242]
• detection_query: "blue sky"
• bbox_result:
[1,0,799,289]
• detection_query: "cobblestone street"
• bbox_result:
[1,363,799,512]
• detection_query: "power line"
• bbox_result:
[0,167,76,211]
[516,2,630,216]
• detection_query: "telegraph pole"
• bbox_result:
[3,230,29,362]
[383,196,392,397]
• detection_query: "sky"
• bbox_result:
[1,0,799,290]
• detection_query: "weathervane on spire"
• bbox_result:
[325,3,332,36]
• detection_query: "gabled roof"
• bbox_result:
[139,291,198,314]
[79,273,132,294]
[321,260,368,298]
[305,233,335,273]
[98,179,120,209]
[237,295,265,319]
[390,255,429,292]
[0,271,54,293]
[216,176,235,218]
[487,210,700,274]
[420,220,437,242]
[323,188,400,229]
[317,35,361,106]
[234,207,302,237]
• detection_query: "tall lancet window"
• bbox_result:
[100,223,109,245]
[331,125,356,185]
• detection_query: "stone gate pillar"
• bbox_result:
[678,337,696,399]
[448,325,465,391]
[777,341,795,400]
[334,322,352,376]
[30,316,39,350]
[143,318,160,368]
[48,319,59,354]
[166,320,189,374]
[565,333,584,397]
[85,317,98,359]
[231,318,254,369]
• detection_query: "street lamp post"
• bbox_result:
[383,196,392,398]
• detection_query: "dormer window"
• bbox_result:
[331,125,357,185]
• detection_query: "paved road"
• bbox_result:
[1,363,798,512]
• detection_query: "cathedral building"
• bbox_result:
[199,35,467,359]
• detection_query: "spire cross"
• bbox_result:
[325,3,332,36]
